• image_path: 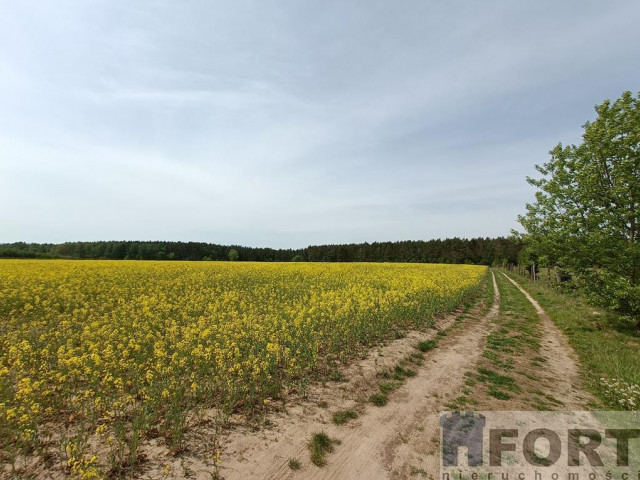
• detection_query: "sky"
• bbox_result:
[1,1,639,249]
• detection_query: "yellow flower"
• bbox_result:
[0,258,485,472]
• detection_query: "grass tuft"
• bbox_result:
[332,409,358,425]
[379,382,400,395]
[488,387,510,400]
[308,432,338,467]
[392,365,416,380]
[417,340,438,352]
[369,393,388,407]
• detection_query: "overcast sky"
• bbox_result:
[1,1,639,248]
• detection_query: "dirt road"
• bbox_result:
[499,272,593,409]
[147,271,592,480]
[216,272,501,480]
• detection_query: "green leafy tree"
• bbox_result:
[518,91,640,322]
[228,249,239,261]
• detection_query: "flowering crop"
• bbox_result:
[0,260,485,476]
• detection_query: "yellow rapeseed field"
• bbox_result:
[0,260,485,477]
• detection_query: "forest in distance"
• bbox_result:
[0,237,521,265]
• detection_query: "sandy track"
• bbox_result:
[217,271,500,480]
[146,272,593,480]
[499,273,593,409]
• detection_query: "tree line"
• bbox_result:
[0,237,520,265]
[518,90,639,325]
[0,241,303,262]
[306,238,520,264]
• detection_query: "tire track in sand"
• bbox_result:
[499,272,593,409]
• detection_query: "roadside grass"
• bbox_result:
[503,270,640,408]
[451,271,568,411]
[473,273,537,405]
[484,268,495,309]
